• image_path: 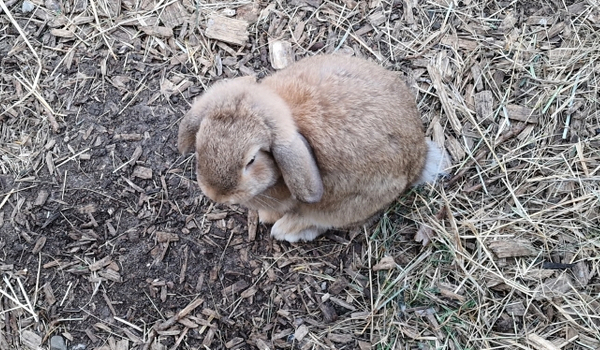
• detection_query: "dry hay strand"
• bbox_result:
[0,0,599,349]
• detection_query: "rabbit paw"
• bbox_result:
[258,210,283,224]
[270,215,323,242]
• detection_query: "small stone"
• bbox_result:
[50,335,67,350]
[22,0,35,12]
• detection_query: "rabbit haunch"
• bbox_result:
[178,55,448,242]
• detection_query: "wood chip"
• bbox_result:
[533,274,574,300]
[440,33,478,51]
[319,302,337,323]
[505,301,526,316]
[46,152,55,175]
[78,204,96,214]
[205,212,227,221]
[178,317,198,328]
[474,90,494,123]
[140,26,173,38]
[115,339,129,350]
[437,283,466,302]
[222,280,249,296]
[202,328,216,347]
[487,240,537,258]
[328,277,348,295]
[99,269,122,282]
[20,330,41,350]
[44,282,56,305]
[205,15,249,46]
[505,104,539,123]
[85,329,98,343]
[32,236,46,254]
[50,28,74,38]
[156,231,179,243]
[132,166,153,179]
[160,1,187,27]
[471,63,484,91]
[573,261,591,286]
[160,79,192,99]
[249,338,269,350]
[247,210,258,241]
[269,40,294,70]
[34,190,49,206]
[294,325,309,342]
[358,341,372,350]
[368,11,386,26]
[236,3,260,23]
[329,296,356,311]
[114,133,143,141]
[89,256,112,271]
[225,337,244,348]
[528,333,561,350]
[328,333,353,343]
[240,286,257,299]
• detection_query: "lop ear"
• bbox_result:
[272,133,323,203]
[177,105,204,154]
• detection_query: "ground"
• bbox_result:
[1,0,599,349]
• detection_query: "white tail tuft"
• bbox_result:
[413,140,452,186]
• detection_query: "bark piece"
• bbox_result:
[205,15,249,46]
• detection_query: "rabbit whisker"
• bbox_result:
[257,193,283,206]
[253,196,276,211]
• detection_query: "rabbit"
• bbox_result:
[178,54,449,243]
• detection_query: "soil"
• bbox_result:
[0,49,378,348]
[1,0,600,349]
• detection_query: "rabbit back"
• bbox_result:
[262,55,427,213]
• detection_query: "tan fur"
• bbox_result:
[178,55,428,242]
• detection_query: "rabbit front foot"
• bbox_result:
[258,210,283,224]
[270,215,324,242]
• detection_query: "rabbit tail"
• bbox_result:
[413,140,451,186]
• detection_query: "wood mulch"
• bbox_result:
[1,0,599,349]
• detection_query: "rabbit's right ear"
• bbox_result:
[272,132,323,203]
[177,106,204,154]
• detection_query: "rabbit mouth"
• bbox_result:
[201,186,251,206]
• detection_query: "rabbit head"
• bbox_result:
[178,78,323,206]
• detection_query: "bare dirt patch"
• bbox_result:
[1,0,599,349]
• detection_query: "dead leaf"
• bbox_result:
[372,256,397,271]
[414,225,434,246]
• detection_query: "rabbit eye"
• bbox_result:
[246,156,255,167]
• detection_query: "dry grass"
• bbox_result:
[1,0,599,349]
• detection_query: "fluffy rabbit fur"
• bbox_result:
[178,55,448,242]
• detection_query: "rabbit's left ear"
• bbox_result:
[272,132,323,203]
[177,105,205,154]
